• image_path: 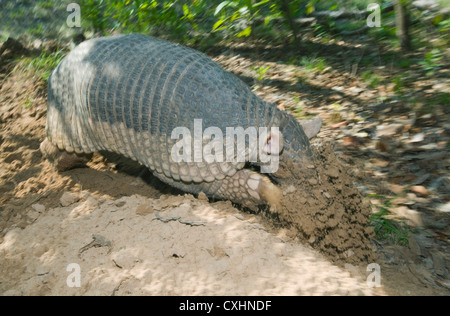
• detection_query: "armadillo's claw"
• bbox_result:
[216,169,282,211]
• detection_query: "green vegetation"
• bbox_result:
[418,49,444,76]
[0,0,73,40]
[37,0,55,9]
[437,18,450,35]
[9,7,25,19]
[292,96,304,116]
[17,49,66,82]
[294,106,305,117]
[251,65,271,81]
[1,0,448,55]
[417,92,450,114]
[300,56,328,73]
[80,0,288,42]
[371,206,409,246]
[24,96,34,109]
[319,0,374,10]
[391,74,407,95]
[362,70,382,88]
[29,24,45,37]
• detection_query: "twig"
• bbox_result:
[178,218,206,227]
[153,213,180,223]
[111,276,132,296]
[78,234,112,257]
[153,213,205,227]
[351,47,366,77]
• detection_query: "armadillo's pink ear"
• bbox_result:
[299,117,322,139]
[262,129,283,155]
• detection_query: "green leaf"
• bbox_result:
[306,3,315,15]
[329,4,338,10]
[183,4,190,16]
[214,25,228,32]
[237,26,251,37]
[212,18,225,31]
[214,1,230,16]
[254,0,270,8]
[230,12,240,22]
[433,14,443,25]
[238,6,249,15]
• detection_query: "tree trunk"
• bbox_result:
[395,0,412,52]
[278,0,299,44]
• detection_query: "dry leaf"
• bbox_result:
[389,174,417,184]
[343,136,363,147]
[388,184,404,194]
[370,158,390,167]
[410,185,429,196]
[330,120,349,129]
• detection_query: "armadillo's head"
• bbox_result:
[245,111,321,211]
[259,111,321,182]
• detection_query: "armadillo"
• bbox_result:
[42,34,320,209]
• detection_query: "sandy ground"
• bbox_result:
[1,40,448,296]
[1,191,376,295]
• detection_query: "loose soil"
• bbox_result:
[276,143,374,264]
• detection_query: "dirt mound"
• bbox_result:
[275,143,374,264]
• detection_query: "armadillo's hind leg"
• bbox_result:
[40,138,93,172]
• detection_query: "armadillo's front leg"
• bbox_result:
[215,169,282,211]
[153,169,282,211]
